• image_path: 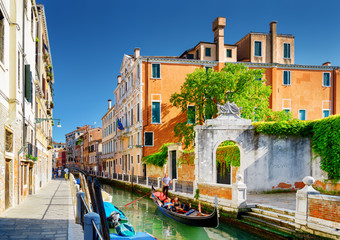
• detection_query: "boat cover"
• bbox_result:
[110,232,156,239]
[104,202,128,221]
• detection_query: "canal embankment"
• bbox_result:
[96,175,336,240]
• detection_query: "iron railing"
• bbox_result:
[175,180,194,194]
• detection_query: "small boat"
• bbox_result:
[104,201,129,223]
[151,186,219,228]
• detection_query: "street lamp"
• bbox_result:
[36,118,62,127]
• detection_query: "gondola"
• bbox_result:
[151,186,219,228]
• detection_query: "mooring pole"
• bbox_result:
[131,167,134,192]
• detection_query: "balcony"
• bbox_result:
[25,143,38,161]
[101,152,115,160]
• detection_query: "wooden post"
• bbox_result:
[93,178,110,240]
[87,176,98,214]
[131,167,134,192]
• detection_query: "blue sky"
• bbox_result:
[41,0,340,143]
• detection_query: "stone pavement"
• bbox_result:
[0,179,83,240]
[247,192,296,210]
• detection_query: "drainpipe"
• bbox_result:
[18,0,26,205]
[333,68,336,115]
[142,58,149,159]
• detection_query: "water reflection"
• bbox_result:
[102,184,262,240]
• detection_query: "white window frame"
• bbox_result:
[323,72,331,87]
[283,70,291,86]
[283,43,291,59]
[151,100,161,124]
[322,100,331,118]
[254,41,262,57]
[282,99,291,113]
[144,132,154,147]
[298,109,307,120]
[151,63,161,79]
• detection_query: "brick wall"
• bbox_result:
[198,183,232,200]
[308,194,340,223]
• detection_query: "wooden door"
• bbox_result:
[171,150,177,179]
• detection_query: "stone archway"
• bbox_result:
[194,102,252,208]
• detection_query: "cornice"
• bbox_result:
[140,57,218,66]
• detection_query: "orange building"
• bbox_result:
[110,17,339,177]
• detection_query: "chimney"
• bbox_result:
[117,75,121,84]
[108,99,112,110]
[322,62,331,66]
[134,48,140,58]
[270,21,277,63]
[212,17,226,62]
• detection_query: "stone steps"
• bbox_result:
[256,204,296,217]
[251,208,295,223]
[240,204,298,238]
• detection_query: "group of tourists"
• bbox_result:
[52,167,69,180]
[160,173,190,213]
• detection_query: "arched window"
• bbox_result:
[216,141,240,184]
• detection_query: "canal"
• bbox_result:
[102,184,262,240]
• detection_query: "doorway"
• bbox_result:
[170,150,177,179]
[142,164,146,177]
[5,159,10,209]
[29,166,33,195]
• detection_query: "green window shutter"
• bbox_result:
[152,102,160,123]
[284,43,291,58]
[205,48,211,57]
[152,64,160,78]
[25,64,32,102]
[226,49,232,58]
[187,106,196,124]
[323,73,330,86]
[255,41,262,57]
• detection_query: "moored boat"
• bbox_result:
[151,186,219,228]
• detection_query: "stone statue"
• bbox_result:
[217,101,242,116]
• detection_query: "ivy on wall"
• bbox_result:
[142,143,174,167]
[253,115,340,180]
[178,150,195,165]
[216,145,240,169]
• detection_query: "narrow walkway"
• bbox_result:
[0,179,83,240]
[247,192,296,210]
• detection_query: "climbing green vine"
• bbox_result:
[253,115,340,180]
[216,145,240,169]
[142,143,174,167]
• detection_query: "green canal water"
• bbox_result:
[102,184,262,240]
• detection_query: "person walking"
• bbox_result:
[162,173,172,198]
[58,168,61,178]
[64,167,69,180]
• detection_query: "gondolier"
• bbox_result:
[162,173,172,198]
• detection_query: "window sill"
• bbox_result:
[151,122,162,125]
[151,78,161,80]
[144,145,154,147]
[322,85,331,88]
[282,84,291,86]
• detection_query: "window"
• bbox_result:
[152,102,161,123]
[323,73,331,87]
[187,106,196,124]
[299,110,306,120]
[131,108,133,125]
[137,64,140,80]
[25,65,33,102]
[144,132,153,146]
[187,54,194,59]
[152,64,160,78]
[283,71,291,85]
[137,132,140,145]
[205,66,212,73]
[196,50,200,59]
[137,155,140,164]
[226,49,232,58]
[131,156,133,164]
[284,43,291,59]
[0,10,4,63]
[205,48,211,57]
[137,103,140,122]
[323,110,330,118]
[254,41,262,57]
